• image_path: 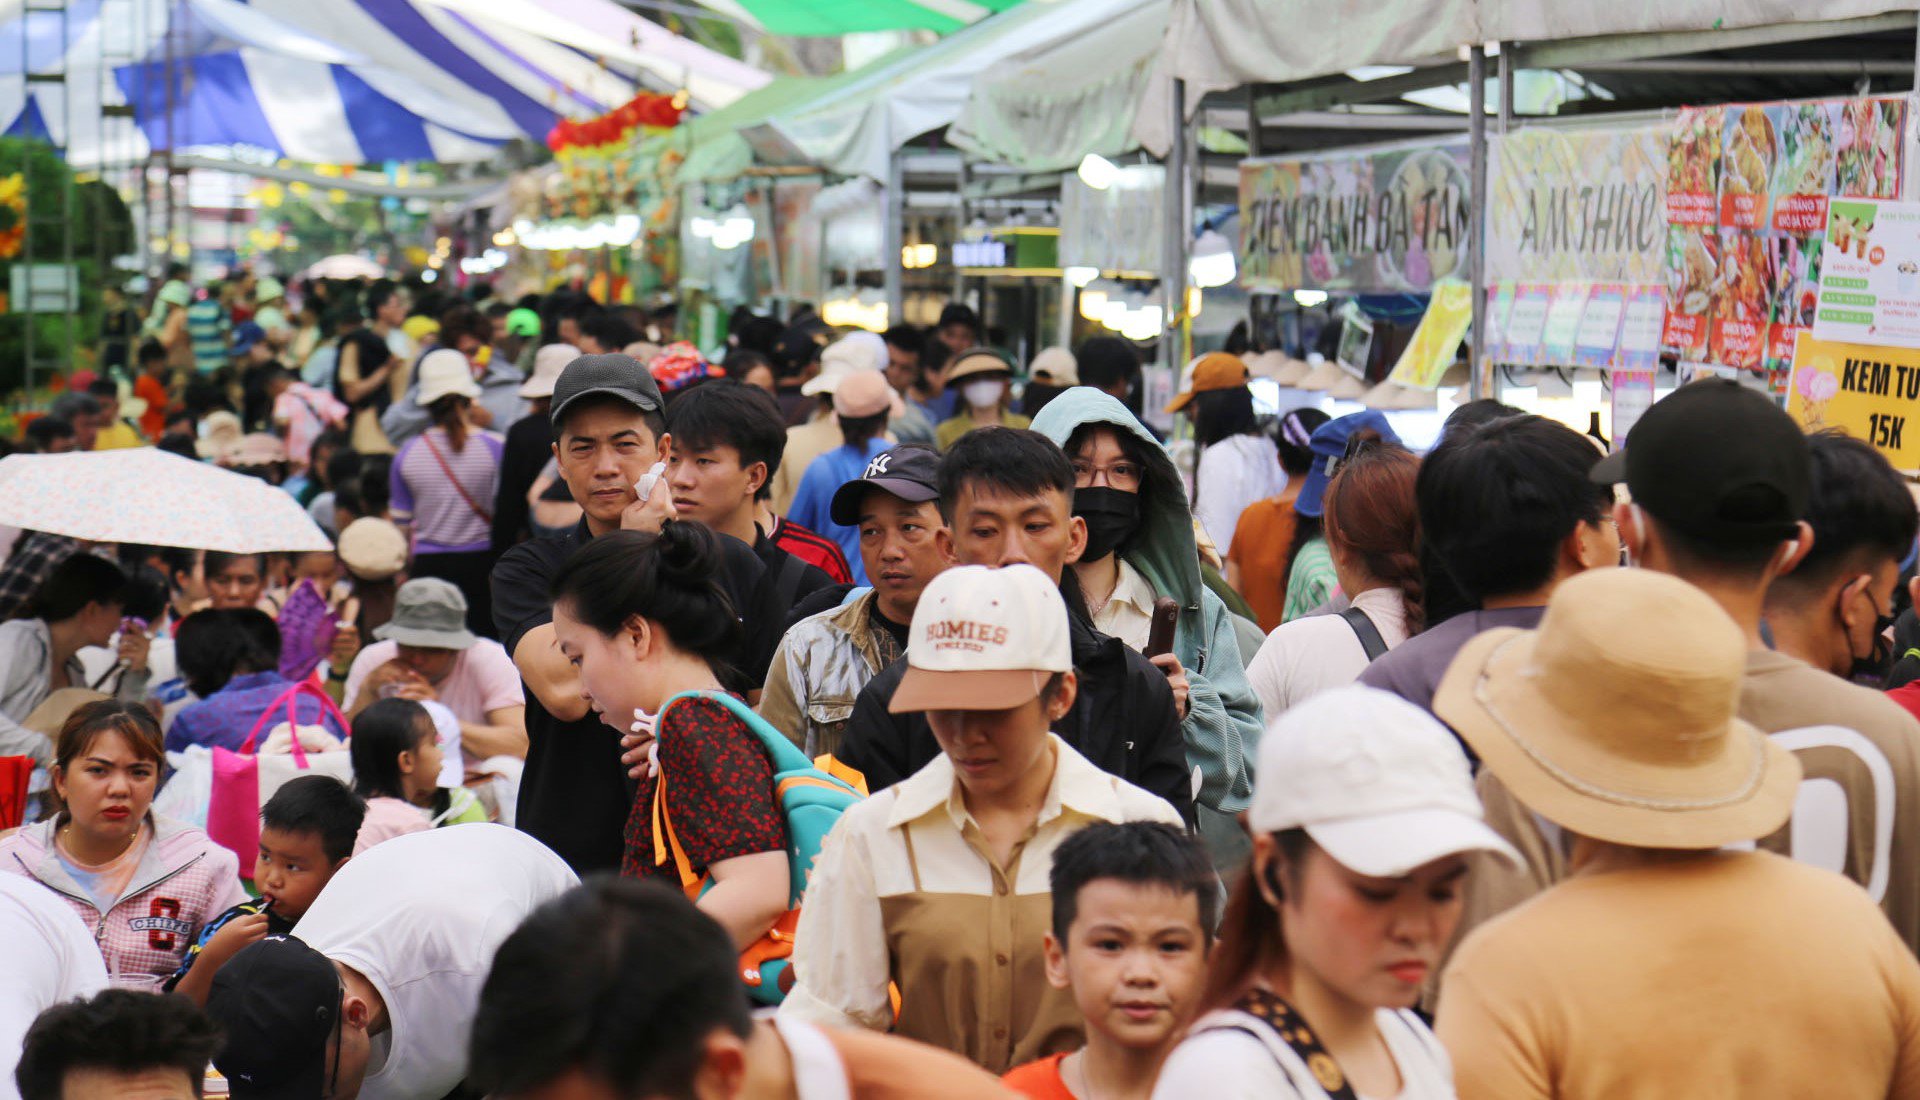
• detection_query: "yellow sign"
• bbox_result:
[1787,330,1920,471]
[1387,278,1474,390]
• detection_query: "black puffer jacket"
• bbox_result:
[839,609,1194,823]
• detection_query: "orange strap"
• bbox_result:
[650,766,704,900]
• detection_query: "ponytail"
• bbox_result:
[430,394,470,453]
[1201,828,1310,1013]
[549,523,742,671]
[1323,439,1425,634]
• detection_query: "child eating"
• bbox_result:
[1003,822,1215,1099]
[167,774,365,1005]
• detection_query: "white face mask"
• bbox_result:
[962,378,1004,409]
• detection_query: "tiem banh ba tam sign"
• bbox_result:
[1238,140,1470,294]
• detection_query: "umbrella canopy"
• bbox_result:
[304,254,386,280]
[0,449,333,554]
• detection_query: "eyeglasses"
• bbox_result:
[1071,459,1144,492]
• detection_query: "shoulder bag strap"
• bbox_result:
[1339,605,1389,662]
[1218,988,1361,1100]
[420,432,494,524]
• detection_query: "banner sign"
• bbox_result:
[1788,330,1920,471]
[1239,140,1470,293]
[1387,279,1474,390]
[1488,125,1668,285]
[1060,165,1165,277]
[1664,97,1909,372]
[1811,198,1920,348]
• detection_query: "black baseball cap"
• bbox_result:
[549,353,664,426]
[830,445,942,526]
[1590,377,1809,544]
[205,936,340,1100]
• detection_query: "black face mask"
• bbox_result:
[1074,486,1141,563]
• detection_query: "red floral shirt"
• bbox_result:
[622,694,788,882]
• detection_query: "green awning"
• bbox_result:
[695,0,1024,36]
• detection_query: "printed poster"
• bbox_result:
[1502,283,1553,365]
[1812,198,1920,349]
[1574,284,1627,367]
[1540,284,1588,364]
[1618,286,1667,370]
[1610,369,1657,449]
[1387,279,1474,390]
[1788,330,1920,472]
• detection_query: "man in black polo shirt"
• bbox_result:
[490,353,787,874]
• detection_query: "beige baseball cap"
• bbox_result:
[890,564,1072,713]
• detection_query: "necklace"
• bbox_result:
[58,819,139,865]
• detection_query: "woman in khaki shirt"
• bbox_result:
[780,564,1181,1073]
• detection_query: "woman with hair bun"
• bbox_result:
[548,523,790,951]
[1245,437,1421,722]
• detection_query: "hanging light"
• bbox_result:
[1078,288,1108,322]
[1064,266,1099,288]
[1076,154,1120,191]
[1189,229,1236,289]
[1292,289,1329,308]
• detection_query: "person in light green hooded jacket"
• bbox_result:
[1031,387,1267,867]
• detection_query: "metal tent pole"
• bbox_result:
[883,147,903,327]
[1165,77,1188,373]
[1469,45,1487,402]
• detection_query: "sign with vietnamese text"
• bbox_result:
[1788,330,1920,471]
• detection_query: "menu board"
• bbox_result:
[1811,198,1920,348]
[1664,96,1909,372]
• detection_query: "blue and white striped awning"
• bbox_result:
[0,0,767,165]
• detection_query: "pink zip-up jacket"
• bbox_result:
[0,813,248,981]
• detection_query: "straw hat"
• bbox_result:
[1244,350,1288,381]
[1434,568,1800,849]
[1327,370,1369,400]
[1272,356,1312,385]
[195,410,243,460]
[1294,360,1346,392]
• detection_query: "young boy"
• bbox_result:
[167,774,365,1005]
[1003,822,1214,1100]
[664,380,845,608]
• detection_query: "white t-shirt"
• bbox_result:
[1193,433,1286,552]
[1153,1006,1453,1100]
[292,824,577,1100]
[1245,587,1411,724]
[0,874,108,1100]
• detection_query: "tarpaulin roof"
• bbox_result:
[691,0,1024,36]
[742,0,1155,182]
[946,0,1166,172]
[0,0,767,166]
[1134,0,1920,154]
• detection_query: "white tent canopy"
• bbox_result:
[1134,0,1920,154]
[746,0,1153,182]
[947,0,1167,173]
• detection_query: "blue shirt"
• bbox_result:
[164,671,347,753]
[786,439,890,585]
[914,389,958,425]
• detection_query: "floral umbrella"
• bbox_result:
[0,448,332,552]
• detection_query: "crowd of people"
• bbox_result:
[4,265,1920,1100]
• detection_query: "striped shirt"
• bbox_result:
[1282,537,1336,622]
[184,299,229,374]
[391,427,504,553]
[770,516,853,584]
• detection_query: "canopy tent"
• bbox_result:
[1134,0,1920,154]
[946,0,1166,172]
[0,0,767,166]
[691,0,1024,36]
[741,0,1153,182]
